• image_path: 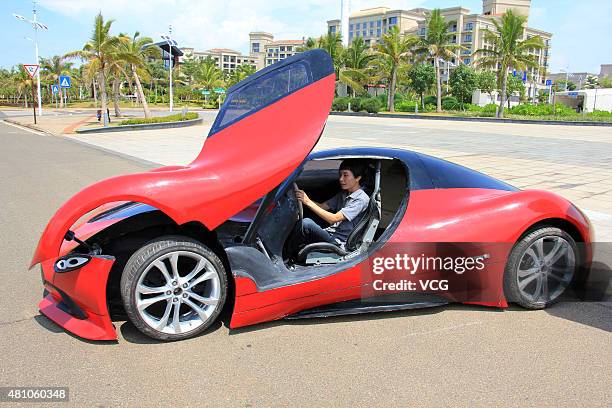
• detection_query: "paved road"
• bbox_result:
[0,121,611,407]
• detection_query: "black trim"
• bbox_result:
[42,281,87,320]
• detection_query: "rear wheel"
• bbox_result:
[504,227,577,309]
[121,236,227,341]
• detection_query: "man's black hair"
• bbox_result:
[339,159,366,179]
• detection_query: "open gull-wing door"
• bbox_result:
[191,49,335,227]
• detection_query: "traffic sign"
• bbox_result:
[522,71,527,82]
[214,88,225,94]
[23,64,39,78]
[201,90,210,95]
[545,79,552,86]
[59,75,71,88]
[52,84,59,94]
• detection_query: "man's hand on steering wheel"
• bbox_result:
[295,189,311,205]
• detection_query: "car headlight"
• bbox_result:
[54,255,91,273]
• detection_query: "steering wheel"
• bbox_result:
[293,183,304,231]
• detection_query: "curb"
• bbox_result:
[75,116,203,134]
[3,119,58,136]
[330,111,612,127]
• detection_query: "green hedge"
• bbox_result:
[361,97,382,113]
[508,103,576,116]
[119,112,199,126]
[332,97,350,111]
[395,100,418,112]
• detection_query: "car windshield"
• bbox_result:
[211,62,311,133]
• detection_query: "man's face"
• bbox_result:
[339,169,361,191]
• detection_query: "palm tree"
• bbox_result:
[374,25,418,112]
[296,37,317,52]
[194,57,224,92]
[40,55,73,108]
[342,37,376,96]
[226,63,256,88]
[119,32,160,118]
[474,10,544,117]
[415,9,463,113]
[65,12,121,126]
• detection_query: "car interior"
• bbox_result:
[216,157,409,282]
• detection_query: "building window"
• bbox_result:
[419,27,426,36]
[330,26,336,34]
[376,28,381,36]
[349,33,353,40]
[465,22,473,31]
[252,43,259,53]
[356,23,360,29]
[464,34,472,42]
[362,30,366,36]
[349,24,353,30]
[287,46,292,51]
[389,16,398,25]
[377,20,381,27]
[370,29,374,36]
[370,21,374,28]
[450,24,457,32]
[464,58,471,65]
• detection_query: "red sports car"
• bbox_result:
[30,50,593,341]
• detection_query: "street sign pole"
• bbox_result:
[31,82,37,124]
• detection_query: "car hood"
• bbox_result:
[31,49,335,267]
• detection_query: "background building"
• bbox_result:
[327,0,552,97]
[181,32,304,73]
[179,47,257,73]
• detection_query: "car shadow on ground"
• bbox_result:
[33,314,118,345]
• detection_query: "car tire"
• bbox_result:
[504,227,578,309]
[120,235,227,341]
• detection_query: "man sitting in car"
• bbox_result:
[287,159,370,256]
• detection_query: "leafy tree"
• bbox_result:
[65,13,122,126]
[505,74,526,108]
[474,10,544,117]
[407,63,435,109]
[415,9,463,112]
[226,63,256,88]
[583,75,599,89]
[449,64,478,107]
[296,37,317,52]
[477,70,497,101]
[374,25,418,112]
[553,80,576,92]
[599,76,612,88]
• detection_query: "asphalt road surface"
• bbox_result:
[0,121,610,407]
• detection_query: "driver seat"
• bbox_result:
[296,161,382,265]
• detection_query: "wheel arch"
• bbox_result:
[85,206,233,318]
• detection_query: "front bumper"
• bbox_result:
[39,256,117,341]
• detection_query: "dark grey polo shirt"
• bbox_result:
[323,188,370,246]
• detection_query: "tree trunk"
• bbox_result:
[99,70,109,127]
[388,67,397,112]
[435,58,442,113]
[24,91,28,108]
[132,64,151,119]
[112,78,121,117]
[92,79,98,106]
[498,75,507,118]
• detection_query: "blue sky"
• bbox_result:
[2,0,610,74]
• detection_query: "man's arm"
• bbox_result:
[296,190,345,225]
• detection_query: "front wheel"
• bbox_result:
[504,227,578,309]
[121,236,227,341]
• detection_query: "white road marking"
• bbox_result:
[0,120,46,136]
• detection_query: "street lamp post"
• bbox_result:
[161,26,175,113]
[13,1,47,116]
